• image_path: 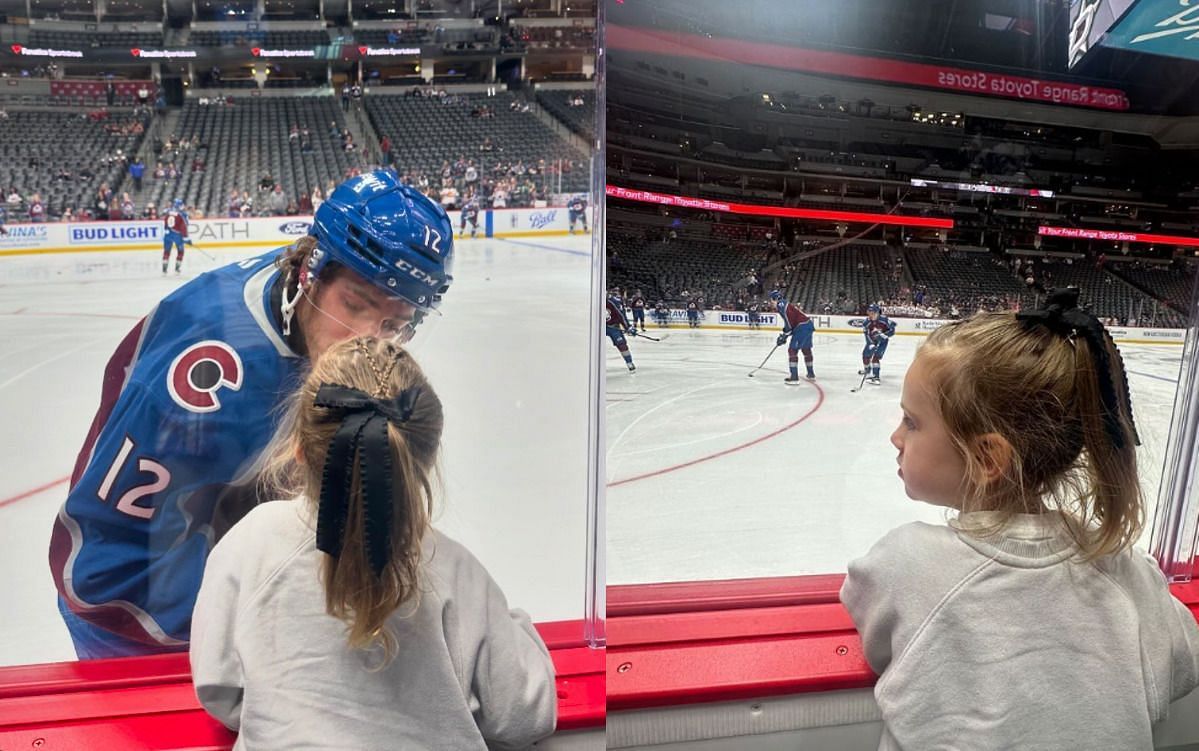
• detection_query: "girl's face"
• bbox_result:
[891,354,968,509]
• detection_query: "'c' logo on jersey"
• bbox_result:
[167,341,244,413]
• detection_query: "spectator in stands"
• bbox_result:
[142,202,157,220]
[340,82,350,111]
[105,81,115,107]
[311,186,324,213]
[228,189,242,218]
[192,157,206,174]
[289,125,299,143]
[380,135,392,165]
[120,193,136,220]
[153,162,166,179]
[481,135,494,152]
[259,172,275,192]
[28,193,45,223]
[297,190,313,214]
[440,184,459,211]
[61,206,75,222]
[350,82,363,110]
[268,184,288,216]
[342,132,356,152]
[329,120,341,139]
[5,188,20,207]
[129,158,145,192]
[299,127,312,153]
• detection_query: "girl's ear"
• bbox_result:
[973,433,1014,485]
[294,439,306,467]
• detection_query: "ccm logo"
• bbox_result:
[167,341,244,413]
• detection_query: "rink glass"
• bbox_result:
[0,15,601,665]
[603,0,1199,593]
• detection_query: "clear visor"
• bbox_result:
[301,283,443,346]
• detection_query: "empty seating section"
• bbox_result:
[28,29,164,47]
[1114,265,1197,315]
[0,110,145,220]
[1032,259,1186,326]
[905,248,1032,313]
[140,97,360,216]
[536,89,594,142]
[365,92,589,195]
[781,245,904,312]
[189,29,329,47]
[607,227,768,307]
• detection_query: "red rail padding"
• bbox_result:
[607,573,1199,712]
[0,619,603,748]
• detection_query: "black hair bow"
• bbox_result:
[1015,287,1140,449]
[314,383,420,576]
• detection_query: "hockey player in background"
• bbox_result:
[162,198,190,274]
[686,300,700,328]
[655,299,670,327]
[49,171,455,659]
[458,196,480,239]
[859,303,897,385]
[770,289,816,383]
[607,291,637,372]
[567,193,589,234]
[747,301,761,330]
[630,290,646,332]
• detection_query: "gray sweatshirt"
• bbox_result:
[841,512,1199,751]
[190,499,557,750]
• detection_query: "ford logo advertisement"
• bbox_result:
[278,221,312,235]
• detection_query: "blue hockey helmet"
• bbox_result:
[308,170,454,315]
[172,198,184,209]
[867,303,882,314]
[768,289,783,303]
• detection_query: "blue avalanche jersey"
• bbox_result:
[50,248,305,648]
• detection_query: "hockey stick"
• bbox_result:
[747,343,781,377]
[184,238,217,261]
[851,343,879,392]
[632,331,665,342]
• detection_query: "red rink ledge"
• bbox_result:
[0,619,603,747]
[607,573,1199,711]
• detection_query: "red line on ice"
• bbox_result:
[607,381,826,488]
[0,475,69,509]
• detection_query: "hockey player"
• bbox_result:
[606,292,637,372]
[686,299,700,328]
[859,303,897,385]
[49,170,455,659]
[655,299,670,327]
[630,291,646,332]
[567,193,588,234]
[747,301,760,330]
[458,197,480,239]
[770,289,816,383]
[162,198,190,274]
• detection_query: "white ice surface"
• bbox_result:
[0,235,595,666]
[606,326,1182,585]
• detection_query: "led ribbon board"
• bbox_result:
[608,185,955,229]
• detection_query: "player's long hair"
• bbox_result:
[260,336,443,664]
[918,313,1142,561]
[276,235,318,299]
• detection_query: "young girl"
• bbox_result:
[842,288,1199,751]
[191,337,556,750]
